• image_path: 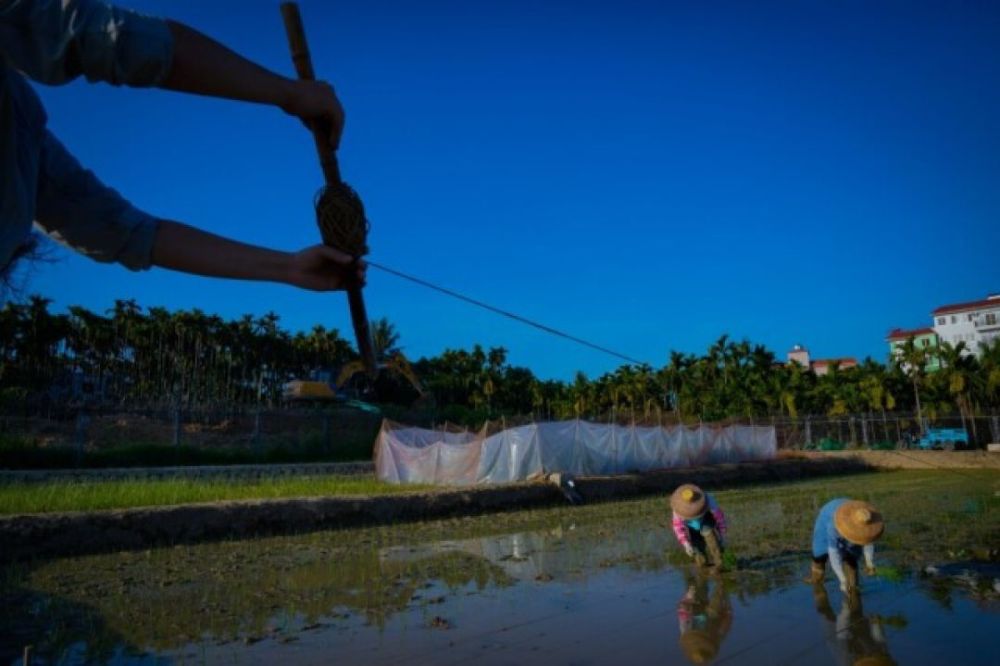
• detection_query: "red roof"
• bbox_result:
[932,296,1000,316]
[812,358,858,367]
[886,327,934,340]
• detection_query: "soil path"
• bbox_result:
[800,449,1000,469]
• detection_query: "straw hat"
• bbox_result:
[834,500,884,545]
[671,484,707,519]
[679,629,719,664]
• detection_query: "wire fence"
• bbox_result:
[0,404,384,465]
[1,406,997,467]
[769,413,999,451]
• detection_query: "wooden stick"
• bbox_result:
[280,2,377,378]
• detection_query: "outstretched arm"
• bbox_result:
[35,131,362,291]
[151,220,365,291]
[162,20,344,148]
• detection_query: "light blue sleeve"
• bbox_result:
[0,0,173,86]
[34,130,159,270]
[828,546,847,586]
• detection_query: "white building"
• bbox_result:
[931,293,1000,354]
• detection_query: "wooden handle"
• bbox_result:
[280,2,341,184]
[281,2,377,378]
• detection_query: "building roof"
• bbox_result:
[932,295,1000,316]
[886,327,935,341]
[812,358,858,367]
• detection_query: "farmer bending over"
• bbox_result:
[1,0,364,290]
[806,498,884,596]
[670,484,727,567]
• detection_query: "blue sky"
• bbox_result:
[24,0,1000,380]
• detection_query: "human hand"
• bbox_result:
[864,564,877,577]
[684,543,695,558]
[282,79,345,149]
[286,245,366,291]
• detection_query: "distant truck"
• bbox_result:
[281,379,339,402]
[912,427,969,451]
[283,353,426,407]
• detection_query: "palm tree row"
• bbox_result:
[2,298,998,423]
[0,297,354,409]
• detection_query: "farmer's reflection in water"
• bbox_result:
[676,572,732,665]
[812,583,897,666]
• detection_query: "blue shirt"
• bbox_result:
[1,0,174,273]
[812,497,863,559]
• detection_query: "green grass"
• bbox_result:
[0,432,377,469]
[0,476,432,515]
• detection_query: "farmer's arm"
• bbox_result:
[0,1,342,145]
[151,221,364,291]
[36,131,363,290]
[708,495,727,540]
[862,543,875,572]
[672,514,694,555]
[162,20,344,147]
[827,547,848,588]
[34,131,160,270]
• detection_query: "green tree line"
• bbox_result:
[2,297,999,425]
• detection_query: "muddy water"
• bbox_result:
[2,471,997,665]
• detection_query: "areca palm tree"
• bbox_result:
[936,341,979,436]
[894,336,929,431]
[371,317,401,362]
[977,338,1000,410]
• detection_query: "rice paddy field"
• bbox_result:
[1,469,997,665]
[0,476,425,515]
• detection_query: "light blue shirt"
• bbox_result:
[1,0,174,274]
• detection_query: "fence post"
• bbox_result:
[992,415,999,443]
[172,407,181,448]
[252,407,262,455]
[74,409,90,465]
[323,412,332,453]
[805,416,812,449]
[861,417,869,448]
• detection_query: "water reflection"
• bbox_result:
[811,583,898,666]
[1,502,996,665]
[676,571,732,665]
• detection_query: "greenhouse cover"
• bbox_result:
[375,419,776,485]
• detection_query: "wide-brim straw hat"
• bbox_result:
[679,629,719,664]
[834,500,885,545]
[671,484,707,519]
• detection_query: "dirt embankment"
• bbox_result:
[800,449,1000,470]
[0,456,874,562]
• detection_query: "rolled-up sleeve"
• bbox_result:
[34,130,159,270]
[0,0,173,86]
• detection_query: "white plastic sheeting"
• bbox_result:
[374,419,776,485]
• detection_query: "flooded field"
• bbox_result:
[2,470,997,665]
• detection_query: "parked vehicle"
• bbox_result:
[912,427,969,451]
